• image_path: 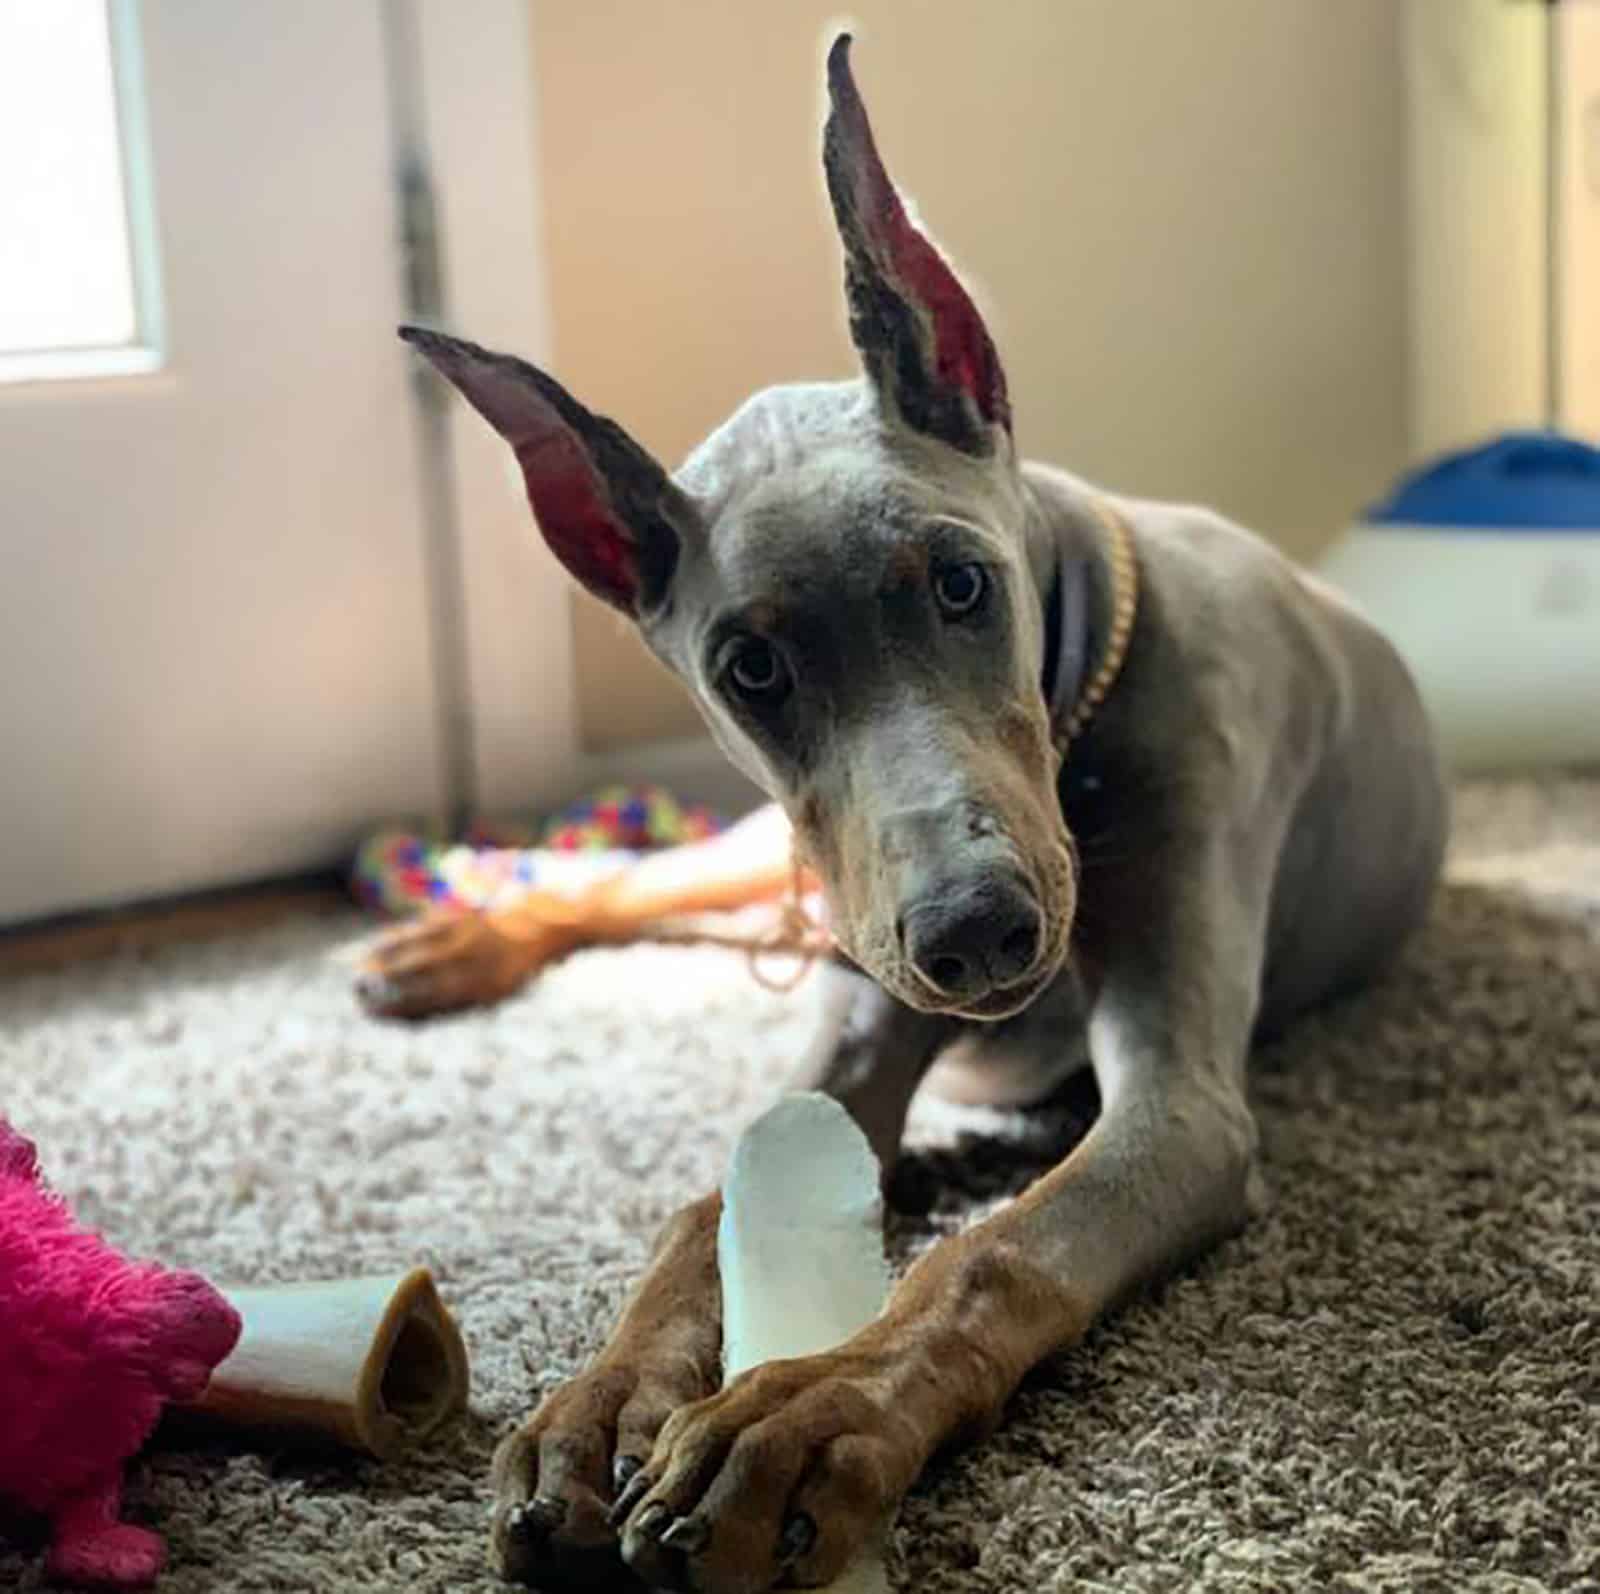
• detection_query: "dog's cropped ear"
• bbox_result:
[823,34,1011,457]
[399,327,693,616]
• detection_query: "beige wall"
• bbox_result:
[1402,0,1600,455]
[1559,6,1600,439]
[1404,0,1549,462]
[528,1,1410,748]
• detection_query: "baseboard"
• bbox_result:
[0,742,765,978]
[0,869,350,977]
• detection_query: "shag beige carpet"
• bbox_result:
[2,777,1597,1593]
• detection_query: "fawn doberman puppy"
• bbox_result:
[393,35,1447,1593]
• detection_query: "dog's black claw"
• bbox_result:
[779,1512,817,1563]
[506,1495,566,1542]
[608,1471,653,1527]
[886,1154,939,1217]
[659,1515,710,1555]
[612,1454,643,1496]
[632,1502,672,1542]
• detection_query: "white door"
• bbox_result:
[0,1,446,925]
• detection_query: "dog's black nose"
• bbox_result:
[900,878,1042,1004]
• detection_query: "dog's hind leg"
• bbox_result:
[922,970,1091,1108]
[356,803,801,1019]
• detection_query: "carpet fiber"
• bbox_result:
[2,777,1596,1592]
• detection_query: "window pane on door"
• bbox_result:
[0,0,142,357]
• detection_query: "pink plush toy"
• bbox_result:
[0,1120,241,1587]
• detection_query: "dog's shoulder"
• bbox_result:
[1080,492,1374,818]
[1118,494,1375,698]
[1122,496,1306,625]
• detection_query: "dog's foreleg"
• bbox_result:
[873,847,1267,1442]
[610,849,1266,1593]
[490,960,956,1585]
[880,969,1261,1418]
[790,961,962,1172]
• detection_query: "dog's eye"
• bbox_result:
[934,561,987,618]
[725,637,791,704]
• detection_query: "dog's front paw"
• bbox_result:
[611,1345,914,1593]
[356,912,531,1019]
[490,1353,714,1588]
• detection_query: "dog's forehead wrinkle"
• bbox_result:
[675,382,877,515]
[712,461,1014,583]
[675,380,1016,539]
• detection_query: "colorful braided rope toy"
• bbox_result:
[351,785,726,919]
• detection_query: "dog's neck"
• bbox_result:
[1025,466,1140,751]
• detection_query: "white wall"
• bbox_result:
[0,4,444,926]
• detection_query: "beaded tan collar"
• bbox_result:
[1056,498,1140,749]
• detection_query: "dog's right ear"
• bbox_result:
[399,327,693,617]
[823,34,1011,458]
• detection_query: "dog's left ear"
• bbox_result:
[399,327,694,617]
[823,34,1011,458]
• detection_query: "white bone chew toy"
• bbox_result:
[718,1093,893,1593]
